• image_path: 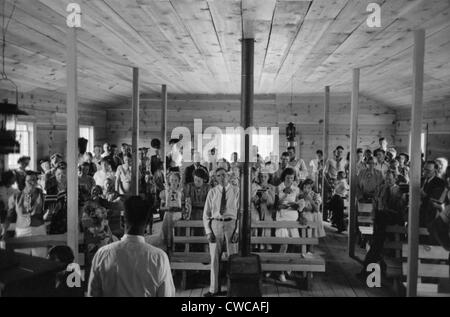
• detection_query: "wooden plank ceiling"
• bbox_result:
[1,0,449,108]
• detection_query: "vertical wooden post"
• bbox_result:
[407,29,425,298]
[131,67,139,196]
[66,27,79,262]
[240,38,254,257]
[348,68,360,258]
[322,86,330,214]
[161,85,168,179]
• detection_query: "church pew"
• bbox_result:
[357,202,374,249]
[402,244,450,297]
[4,233,86,267]
[251,221,326,290]
[170,220,211,290]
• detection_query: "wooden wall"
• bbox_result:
[106,93,396,163]
[395,100,450,160]
[1,89,107,165]
[276,94,396,162]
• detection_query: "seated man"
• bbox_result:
[88,196,175,297]
[357,157,384,203]
[360,170,406,276]
[420,161,447,228]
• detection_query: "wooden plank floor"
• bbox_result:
[170,223,396,297]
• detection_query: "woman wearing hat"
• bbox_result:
[251,167,276,252]
[15,156,31,191]
[2,171,47,257]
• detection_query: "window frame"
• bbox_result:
[7,121,36,170]
[79,125,95,154]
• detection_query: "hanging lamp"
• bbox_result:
[0,0,28,154]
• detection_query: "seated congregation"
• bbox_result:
[1,134,449,297]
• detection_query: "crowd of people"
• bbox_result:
[1,134,450,296]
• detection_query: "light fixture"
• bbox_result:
[286,122,296,142]
[0,0,27,154]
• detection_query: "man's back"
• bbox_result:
[88,235,175,297]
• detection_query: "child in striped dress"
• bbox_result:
[159,172,186,251]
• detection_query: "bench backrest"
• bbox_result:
[173,220,208,253]
[5,234,85,250]
[402,244,449,279]
[251,221,319,253]
[358,203,374,226]
[4,234,86,266]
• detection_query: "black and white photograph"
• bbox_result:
[0,0,450,301]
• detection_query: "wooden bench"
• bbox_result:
[383,225,406,279]
[381,226,450,297]
[4,233,86,268]
[170,220,211,290]
[357,203,374,249]
[402,243,450,297]
[251,221,326,290]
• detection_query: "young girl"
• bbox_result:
[275,168,304,282]
[298,179,326,238]
[78,162,96,207]
[103,178,120,203]
[159,172,186,251]
[251,169,276,251]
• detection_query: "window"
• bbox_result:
[221,132,241,162]
[421,132,427,160]
[252,133,274,162]
[7,122,35,170]
[219,129,275,162]
[79,125,94,154]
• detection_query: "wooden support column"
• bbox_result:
[161,85,168,179]
[348,68,360,258]
[66,27,79,261]
[322,86,330,214]
[131,67,139,196]
[407,29,425,298]
[240,38,254,257]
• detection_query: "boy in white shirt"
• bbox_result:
[329,171,349,233]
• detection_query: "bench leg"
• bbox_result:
[298,272,313,291]
[181,271,187,291]
[306,272,313,291]
[392,277,405,297]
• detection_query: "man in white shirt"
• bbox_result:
[271,152,290,187]
[287,146,308,182]
[88,196,175,297]
[203,168,239,297]
[324,146,347,181]
[374,149,389,178]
